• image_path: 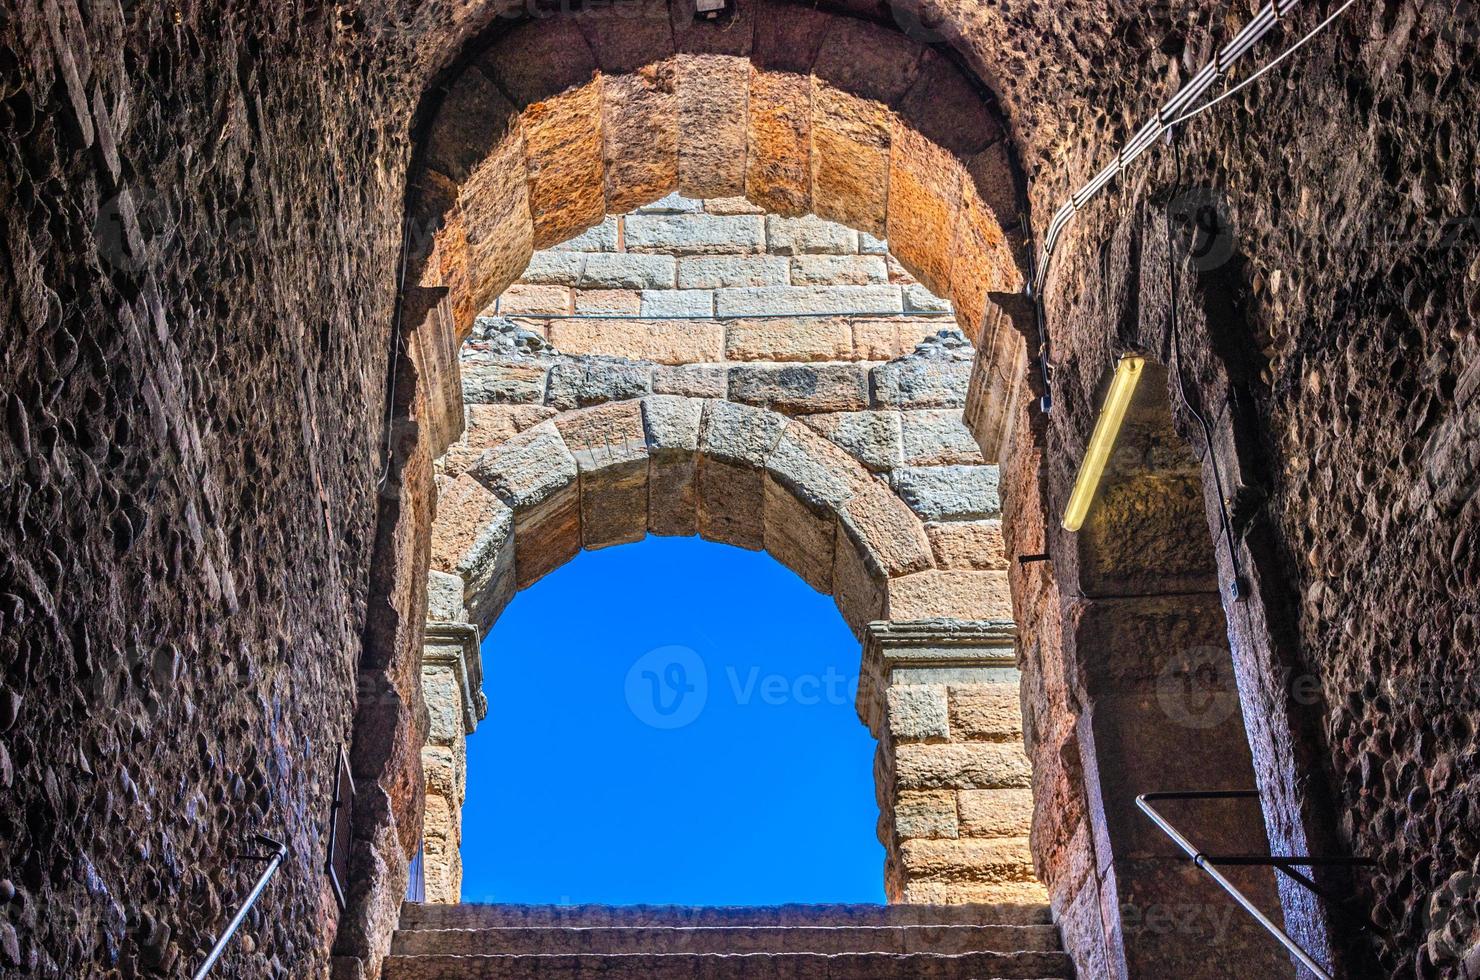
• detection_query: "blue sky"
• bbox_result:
[459,534,885,905]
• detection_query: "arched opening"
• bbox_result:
[459,535,882,905]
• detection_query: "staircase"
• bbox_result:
[385,902,1074,978]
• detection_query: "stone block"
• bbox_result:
[949,184,1017,341]
[851,318,900,360]
[640,289,713,317]
[871,355,972,410]
[545,358,653,410]
[521,81,607,248]
[899,837,1037,884]
[764,213,858,255]
[764,422,869,513]
[556,400,648,470]
[762,474,835,593]
[636,192,703,213]
[950,683,1025,740]
[652,363,728,398]
[859,232,888,254]
[903,283,954,313]
[715,284,901,317]
[895,742,1032,790]
[887,569,1012,620]
[460,129,536,312]
[958,788,1035,838]
[476,19,598,108]
[812,16,924,104]
[581,456,648,549]
[462,404,559,451]
[676,54,748,199]
[900,409,985,466]
[925,520,1008,570]
[468,421,577,511]
[578,252,677,289]
[699,398,789,467]
[885,124,963,298]
[724,317,852,362]
[624,213,765,255]
[891,464,1001,521]
[429,476,516,629]
[838,481,934,578]
[521,251,587,284]
[897,49,1002,156]
[677,255,791,289]
[811,85,891,236]
[514,488,581,589]
[572,289,641,315]
[547,319,722,365]
[703,196,765,215]
[894,790,960,840]
[552,216,620,253]
[898,318,955,353]
[791,254,889,285]
[497,283,570,316]
[644,394,704,537]
[461,359,548,404]
[600,65,679,214]
[745,70,813,216]
[697,455,765,550]
[802,411,903,473]
[728,363,870,414]
[575,0,675,73]
[426,569,467,622]
[887,684,950,741]
[832,523,888,637]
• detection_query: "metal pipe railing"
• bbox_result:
[1136,791,1374,980]
[192,834,288,980]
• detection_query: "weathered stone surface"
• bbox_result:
[468,422,578,511]
[871,357,972,409]
[429,476,513,613]
[832,524,888,636]
[625,213,765,255]
[892,465,1001,521]
[762,474,836,593]
[521,81,607,247]
[810,85,891,236]
[676,54,749,199]
[461,359,549,404]
[895,790,961,840]
[950,684,1025,740]
[728,363,870,414]
[745,70,813,216]
[885,124,963,298]
[901,410,985,466]
[677,254,791,288]
[546,357,653,410]
[498,283,570,315]
[640,288,714,317]
[462,404,559,450]
[838,482,934,577]
[579,252,677,289]
[716,284,902,317]
[522,250,588,284]
[888,569,1012,620]
[426,569,467,622]
[900,837,1038,883]
[573,289,642,315]
[926,520,1009,571]
[812,16,923,104]
[699,398,789,467]
[477,19,597,107]
[764,422,869,513]
[725,317,852,362]
[958,788,1035,838]
[897,49,1002,155]
[895,742,1033,790]
[600,63,679,214]
[652,363,729,398]
[697,456,765,550]
[791,254,889,285]
[803,411,903,473]
[765,213,859,255]
[644,394,704,537]
[547,319,722,365]
[887,685,951,741]
[554,217,621,253]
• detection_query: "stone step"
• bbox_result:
[380,951,1075,979]
[391,923,1064,956]
[398,902,1054,930]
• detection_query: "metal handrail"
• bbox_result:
[192,834,288,980]
[1136,791,1374,980]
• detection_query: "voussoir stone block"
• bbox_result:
[891,464,1001,521]
[764,422,870,513]
[897,49,1003,156]
[521,81,607,248]
[886,123,963,299]
[895,741,1032,790]
[699,398,790,467]
[429,475,515,628]
[832,523,888,637]
[887,569,1012,620]
[838,482,934,578]
[460,127,535,312]
[600,62,679,215]
[468,421,578,511]
[643,395,703,537]
[697,455,765,550]
[676,54,749,199]
[810,85,891,236]
[745,69,812,216]
[476,19,597,108]
[762,474,835,593]
[812,15,924,104]
[803,411,903,473]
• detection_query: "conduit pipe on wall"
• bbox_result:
[1031,0,1359,296]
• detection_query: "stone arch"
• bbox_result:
[400,1,1029,448]
[420,394,1042,907]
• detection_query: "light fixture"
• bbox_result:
[1062,354,1145,532]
